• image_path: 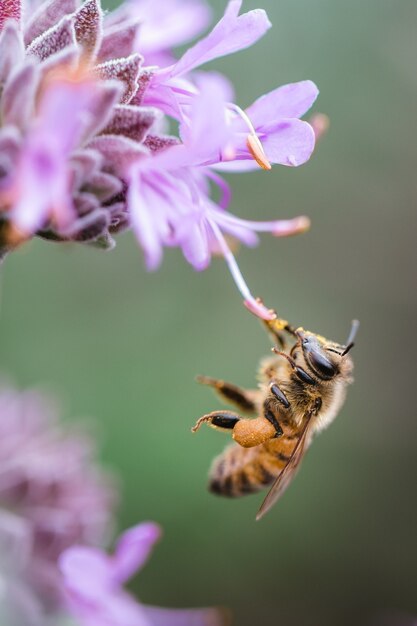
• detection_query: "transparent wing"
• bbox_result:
[256,412,314,521]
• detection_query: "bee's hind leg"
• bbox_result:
[192,411,242,434]
[196,376,257,413]
[192,410,279,449]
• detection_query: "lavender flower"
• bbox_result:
[60,521,228,626]
[0,383,115,608]
[114,0,212,67]
[0,0,319,317]
[0,511,45,625]
[130,73,314,318]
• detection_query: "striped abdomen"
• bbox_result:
[209,434,299,498]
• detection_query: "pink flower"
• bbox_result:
[129,74,312,319]
[143,0,272,118]
[60,522,228,626]
[0,383,115,607]
[0,511,45,625]
[0,0,320,316]
[114,0,212,67]
[0,0,157,253]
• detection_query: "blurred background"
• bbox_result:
[0,1,416,625]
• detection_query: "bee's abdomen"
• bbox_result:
[208,441,289,498]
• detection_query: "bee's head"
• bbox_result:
[295,320,359,382]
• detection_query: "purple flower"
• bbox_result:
[218,80,319,170]
[0,383,115,608]
[0,0,320,316]
[60,522,228,626]
[113,0,212,67]
[308,112,330,142]
[143,0,272,118]
[130,73,312,319]
[0,0,157,254]
[0,511,45,625]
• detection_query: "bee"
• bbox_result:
[192,316,358,520]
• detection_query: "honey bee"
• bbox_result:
[192,316,358,520]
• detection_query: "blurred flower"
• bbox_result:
[0,0,319,317]
[60,521,228,626]
[0,383,115,608]
[112,0,213,67]
[0,511,45,625]
[308,112,330,142]
[129,75,312,318]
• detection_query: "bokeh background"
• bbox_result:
[1,1,416,625]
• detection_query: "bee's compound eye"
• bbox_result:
[309,350,337,379]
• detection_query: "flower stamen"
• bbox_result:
[209,219,275,321]
[246,133,271,171]
[228,103,271,171]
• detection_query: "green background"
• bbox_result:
[1,1,417,625]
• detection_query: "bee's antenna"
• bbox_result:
[341,319,360,357]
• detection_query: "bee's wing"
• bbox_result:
[256,413,314,521]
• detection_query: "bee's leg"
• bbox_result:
[263,409,283,437]
[196,376,257,413]
[269,382,290,409]
[262,392,287,438]
[272,349,317,386]
[263,318,297,349]
[261,383,291,438]
[192,411,242,434]
[193,411,279,448]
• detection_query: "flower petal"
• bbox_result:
[0,20,24,84]
[59,546,115,599]
[113,522,161,583]
[179,73,231,160]
[261,118,315,166]
[128,171,165,271]
[79,81,123,144]
[164,0,271,78]
[134,0,212,55]
[1,62,39,130]
[177,216,211,271]
[39,75,108,153]
[11,75,112,234]
[0,510,32,573]
[246,80,319,129]
[10,134,68,234]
